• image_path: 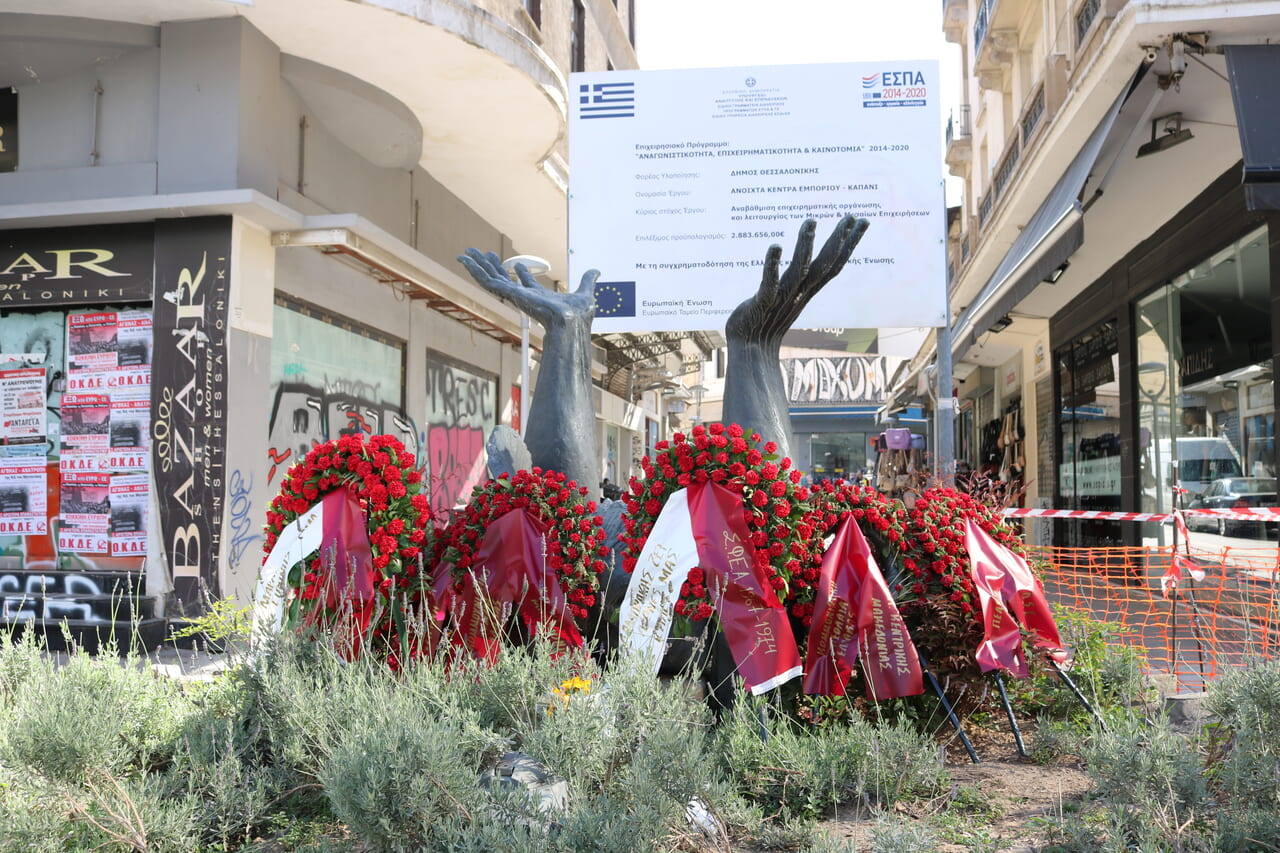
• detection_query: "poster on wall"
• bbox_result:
[59,470,109,538]
[424,351,497,516]
[67,312,118,372]
[0,366,47,444]
[152,217,231,609]
[109,473,148,556]
[60,392,110,454]
[0,457,48,535]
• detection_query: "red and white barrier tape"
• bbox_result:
[1000,507,1280,522]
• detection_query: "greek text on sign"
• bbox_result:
[569,62,945,332]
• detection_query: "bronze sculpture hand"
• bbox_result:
[722,216,870,458]
[457,249,600,495]
[458,250,599,331]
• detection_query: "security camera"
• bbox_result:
[1143,45,1160,63]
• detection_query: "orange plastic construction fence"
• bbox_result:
[1030,545,1280,694]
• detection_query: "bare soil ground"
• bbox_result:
[810,726,1094,852]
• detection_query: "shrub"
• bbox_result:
[1203,656,1280,811]
[717,694,945,822]
[0,648,191,784]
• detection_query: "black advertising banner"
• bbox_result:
[0,222,154,306]
[0,88,16,172]
[152,217,230,610]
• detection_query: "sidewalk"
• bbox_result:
[42,641,234,683]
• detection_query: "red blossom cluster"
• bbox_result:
[440,468,608,621]
[621,422,821,623]
[888,486,1026,678]
[898,486,1021,612]
[263,433,436,660]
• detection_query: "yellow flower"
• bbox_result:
[547,675,593,715]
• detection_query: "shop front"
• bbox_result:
[1052,170,1277,548]
[0,218,231,637]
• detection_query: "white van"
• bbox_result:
[1153,437,1243,498]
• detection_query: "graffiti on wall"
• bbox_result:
[424,352,495,517]
[781,355,886,405]
[0,569,140,624]
[265,378,419,485]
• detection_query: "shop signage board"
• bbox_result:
[0,223,154,306]
[152,217,231,609]
[569,61,945,332]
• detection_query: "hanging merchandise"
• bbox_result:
[998,401,1025,488]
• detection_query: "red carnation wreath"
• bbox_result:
[895,485,1026,677]
[440,467,608,621]
[621,422,823,624]
[263,433,436,660]
[806,480,913,613]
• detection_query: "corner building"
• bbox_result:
[902,0,1280,550]
[0,0,640,641]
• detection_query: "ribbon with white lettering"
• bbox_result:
[964,519,1067,665]
[251,501,325,650]
[689,481,802,696]
[619,488,699,672]
[803,518,922,699]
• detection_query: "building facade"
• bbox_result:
[0,0,687,639]
[901,0,1280,549]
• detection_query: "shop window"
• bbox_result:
[424,350,497,516]
[1056,320,1121,546]
[268,297,407,484]
[1137,224,1272,545]
[809,432,871,485]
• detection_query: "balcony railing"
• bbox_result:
[1020,87,1045,143]
[991,137,1021,200]
[1075,0,1100,46]
[973,0,993,51]
[946,104,972,147]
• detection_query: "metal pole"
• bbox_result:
[520,314,530,439]
[993,672,1028,756]
[918,651,979,763]
[936,318,956,488]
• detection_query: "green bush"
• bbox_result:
[1009,607,1150,722]
[1204,656,1280,811]
[717,694,945,822]
[0,649,192,784]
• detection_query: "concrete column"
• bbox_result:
[158,17,279,196]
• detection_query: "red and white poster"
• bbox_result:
[109,473,148,556]
[107,397,150,471]
[60,470,110,535]
[0,457,48,536]
[67,312,119,372]
[0,366,47,444]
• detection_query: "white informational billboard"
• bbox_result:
[569,62,947,333]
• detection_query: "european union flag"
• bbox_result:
[595,281,636,317]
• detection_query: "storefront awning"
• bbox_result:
[953,67,1148,352]
[1225,44,1280,211]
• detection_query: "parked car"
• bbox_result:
[1186,477,1278,537]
